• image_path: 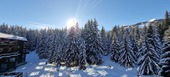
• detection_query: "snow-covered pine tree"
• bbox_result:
[12,26,26,37]
[36,29,44,52]
[100,26,106,55]
[48,28,66,65]
[74,23,87,68]
[159,31,170,77]
[138,25,160,75]
[100,26,108,55]
[135,25,141,42]
[119,27,136,67]
[105,32,112,55]
[8,26,15,34]
[110,38,121,62]
[81,19,103,65]
[110,26,121,62]
[146,25,162,59]
[77,35,87,70]
[158,11,170,42]
[63,24,86,67]
[25,30,37,50]
[47,29,57,63]
[54,29,67,66]
[130,27,139,61]
[0,23,9,33]
[64,27,79,66]
[37,29,49,59]
[164,11,170,31]
[164,27,170,41]
[152,25,162,56]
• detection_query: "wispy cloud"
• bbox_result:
[28,22,55,29]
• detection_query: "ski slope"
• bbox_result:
[15,51,156,77]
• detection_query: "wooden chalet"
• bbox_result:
[0,32,27,73]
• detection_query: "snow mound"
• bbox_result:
[69,74,82,77]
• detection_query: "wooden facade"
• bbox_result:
[0,33,27,73]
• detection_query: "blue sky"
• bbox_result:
[0,0,170,30]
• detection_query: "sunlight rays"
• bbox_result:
[67,18,78,29]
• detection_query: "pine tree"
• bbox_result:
[0,23,9,33]
[152,25,162,56]
[110,26,121,62]
[64,27,79,66]
[164,11,170,30]
[74,23,87,68]
[164,27,170,41]
[81,19,103,65]
[136,25,141,42]
[100,26,108,55]
[146,25,162,56]
[37,29,49,59]
[157,24,164,41]
[111,26,117,40]
[119,28,136,67]
[48,37,56,63]
[130,27,139,60]
[105,32,112,55]
[158,11,170,41]
[63,24,87,67]
[55,29,67,65]
[47,29,56,63]
[77,36,87,69]
[26,29,39,50]
[159,38,170,77]
[138,26,160,75]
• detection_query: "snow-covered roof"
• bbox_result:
[0,32,27,41]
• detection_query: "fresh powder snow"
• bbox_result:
[14,51,157,77]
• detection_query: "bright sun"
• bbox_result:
[67,18,78,29]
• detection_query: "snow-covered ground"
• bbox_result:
[15,51,156,77]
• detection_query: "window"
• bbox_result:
[10,58,15,62]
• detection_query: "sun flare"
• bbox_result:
[67,18,78,29]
